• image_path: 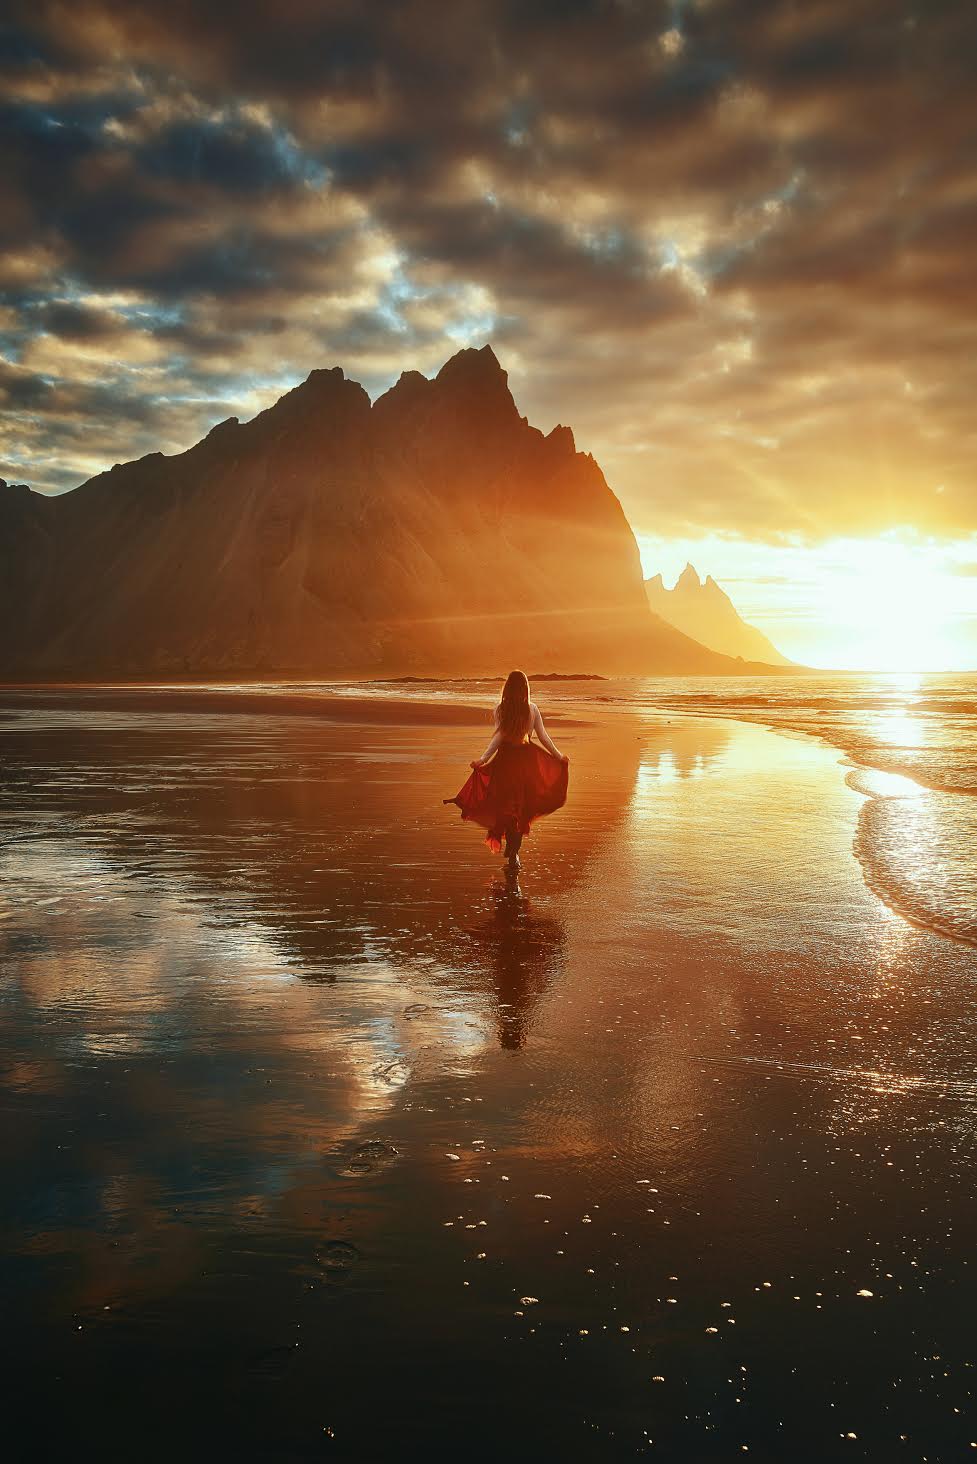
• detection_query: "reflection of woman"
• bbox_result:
[464,879,566,1049]
[443,670,569,870]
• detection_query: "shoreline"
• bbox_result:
[3,679,973,952]
[848,792,973,951]
[714,712,977,952]
[0,685,585,729]
[667,699,977,798]
[649,699,977,953]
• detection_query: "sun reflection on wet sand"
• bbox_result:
[848,766,977,946]
[3,693,977,1459]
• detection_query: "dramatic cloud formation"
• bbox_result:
[1,0,975,657]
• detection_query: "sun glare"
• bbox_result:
[640,531,977,672]
[823,538,965,672]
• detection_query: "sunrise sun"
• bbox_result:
[820,536,968,672]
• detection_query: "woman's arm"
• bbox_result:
[471,727,503,768]
[532,704,568,761]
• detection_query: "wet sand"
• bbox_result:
[0,683,564,726]
[2,691,976,1461]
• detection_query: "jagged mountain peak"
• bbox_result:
[545,423,576,454]
[372,346,519,437]
[257,365,371,429]
[645,565,792,667]
[371,367,432,421]
[305,364,346,387]
[434,342,505,385]
[426,342,520,435]
[1,346,775,679]
[378,368,429,395]
[205,416,240,439]
[1,476,40,500]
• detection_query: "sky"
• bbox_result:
[1,0,975,670]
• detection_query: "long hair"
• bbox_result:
[495,669,532,740]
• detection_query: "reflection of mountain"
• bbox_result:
[461,879,566,1049]
[645,563,793,666]
[1,346,777,678]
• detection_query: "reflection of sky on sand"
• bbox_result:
[538,715,977,1164]
[0,706,635,1290]
[636,715,732,785]
[1,826,504,1325]
[627,718,867,948]
[4,829,494,1081]
[5,697,977,1459]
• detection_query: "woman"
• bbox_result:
[443,670,569,869]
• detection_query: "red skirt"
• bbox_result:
[443,740,569,852]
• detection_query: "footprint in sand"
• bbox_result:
[315,1239,361,1282]
[335,1138,399,1177]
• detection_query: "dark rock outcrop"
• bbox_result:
[1,348,777,678]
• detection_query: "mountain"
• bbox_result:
[0,345,782,679]
[645,563,794,667]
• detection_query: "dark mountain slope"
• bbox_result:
[1,346,776,678]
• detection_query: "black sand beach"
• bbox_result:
[2,687,976,1461]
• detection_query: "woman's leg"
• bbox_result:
[504,819,523,861]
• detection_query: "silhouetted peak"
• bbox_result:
[260,365,371,428]
[431,343,518,428]
[545,423,576,454]
[645,562,794,667]
[205,416,239,438]
[435,343,505,388]
[372,368,432,416]
[0,477,34,499]
[395,369,429,390]
[305,365,346,388]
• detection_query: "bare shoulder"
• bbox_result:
[531,701,543,720]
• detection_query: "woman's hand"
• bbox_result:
[470,758,482,769]
[561,753,570,764]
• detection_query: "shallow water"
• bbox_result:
[2,693,977,1460]
[632,671,977,952]
[350,670,977,950]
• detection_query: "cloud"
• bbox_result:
[0,0,973,535]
